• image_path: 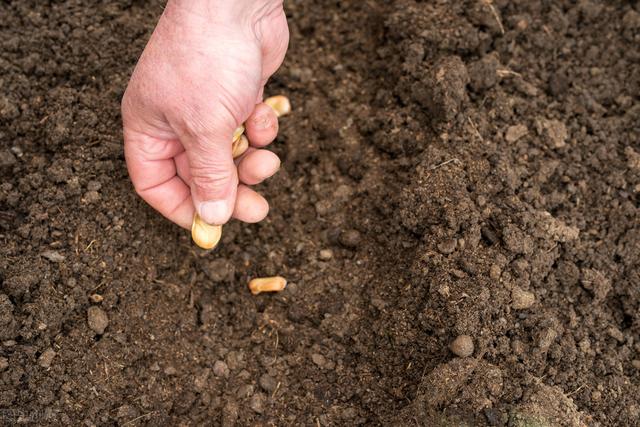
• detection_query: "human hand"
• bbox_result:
[122,0,289,229]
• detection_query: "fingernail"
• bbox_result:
[198,200,231,225]
[253,115,271,130]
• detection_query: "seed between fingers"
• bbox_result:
[190,96,291,249]
[191,213,222,249]
[264,95,291,117]
[232,134,249,159]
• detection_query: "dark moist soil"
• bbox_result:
[1,0,639,425]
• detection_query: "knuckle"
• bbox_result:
[190,166,233,193]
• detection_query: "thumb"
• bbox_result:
[187,131,238,226]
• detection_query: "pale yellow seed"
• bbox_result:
[264,95,291,117]
[191,213,222,250]
[233,126,245,143]
[248,276,287,295]
[232,134,249,159]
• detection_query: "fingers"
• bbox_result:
[124,130,194,229]
[237,149,281,185]
[244,103,279,147]
[183,129,239,226]
[232,185,269,223]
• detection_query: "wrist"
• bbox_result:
[165,0,283,34]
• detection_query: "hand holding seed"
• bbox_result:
[192,96,292,249]
[122,0,289,230]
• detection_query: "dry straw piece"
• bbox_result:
[191,213,222,250]
[248,276,287,295]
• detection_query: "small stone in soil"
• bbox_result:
[87,306,109,335]
[259,373,278,393]
[236,384,254,399]
[213,360,230,378]
[41,250,65,263]
[38,348,56,368]
[222,400,239,427]
[116,405,138,419]
[537,327,558,352]
[505,124,528,143]
[607,327,625,343]
[437,239,457,254]
[537,118,568,149]
[311,353,327,368]
[449,335,474,357]
[249,392,267,414]
[0,357,7,371]
[0,149,16,168]
[82,190,101,204]
[339,229,361,248]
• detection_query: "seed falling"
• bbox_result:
[264,95,291,117]
[248,276,287,295]
[191,213,222,250]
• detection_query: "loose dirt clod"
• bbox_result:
[511,287,535,310]
[248,276,287,295]
[38,348,56,368]
[87,306,109,335]
[449,335,474,357]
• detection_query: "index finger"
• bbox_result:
[124,129,194,229]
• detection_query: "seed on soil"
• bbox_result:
[0,357,8,371]
[449,335,474,358]
[87,306,109,335]
[231,134,249,159]
[248,276,287,295]
[191,213,223,250]
[318,249,334,261]
[264,95,292,117]
[339,229,361,248]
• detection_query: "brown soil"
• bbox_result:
[1,1,639,425]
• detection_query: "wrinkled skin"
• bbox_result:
[122,0,289,228]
